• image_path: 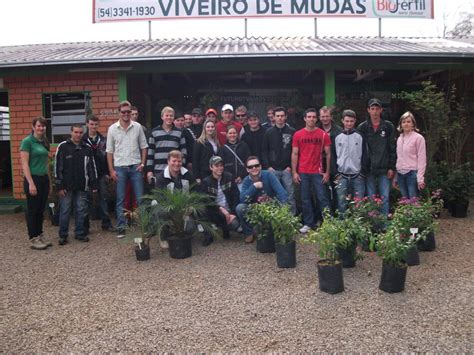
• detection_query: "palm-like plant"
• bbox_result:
[143,188,217,239]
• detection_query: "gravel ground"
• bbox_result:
[1,208,473,353]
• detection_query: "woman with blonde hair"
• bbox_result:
[193,119,220,183]
[394,111,427,198]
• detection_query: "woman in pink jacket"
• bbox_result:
[394,111,427,199]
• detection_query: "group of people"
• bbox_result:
[20,97,426,250]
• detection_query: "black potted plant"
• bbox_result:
[125,201,158,261]
[444,163,474,218]
[347,196,387,251]
[375,226,421,293]
[301,211,349,294]
[391,197,438,260]
[146,188,216,259]
[246,200,276,254]
[270,203,301,268]
[336,214,371,268]
[248,200,301,267]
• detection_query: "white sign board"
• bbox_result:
[93,0,434,23]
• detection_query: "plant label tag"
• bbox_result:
[197,224,204,233]
[134,238,143,244]
[410,228,419,234]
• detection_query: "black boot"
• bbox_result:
[222,229,231,240]
[202,234,214,247]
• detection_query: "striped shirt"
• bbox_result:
[146,125,187,174]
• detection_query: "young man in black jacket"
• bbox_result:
[357,98,397,216]
[200,156,240,244]
[83,115,112,231]
[261,106,296,214]
[241,111,267,162]
[55,124,97,245]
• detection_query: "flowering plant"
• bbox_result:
[301,211,350,265]
[375,226,419,267]
[247,200,301,245]
[392,197,437,237]
[347,195,387,233]
[429,188,443,216]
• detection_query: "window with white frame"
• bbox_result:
[43,92,91,143]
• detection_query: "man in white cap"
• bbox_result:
[216,104,243,145]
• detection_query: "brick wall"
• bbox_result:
[5,72,120,199]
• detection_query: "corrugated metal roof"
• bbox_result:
[0,36,473,68]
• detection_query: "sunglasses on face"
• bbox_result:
[120,110,131,114]
[247,163,261,169]
[236,114,246,118]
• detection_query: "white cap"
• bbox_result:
[221,104,234,112]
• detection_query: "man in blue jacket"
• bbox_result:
[236,156,288,243]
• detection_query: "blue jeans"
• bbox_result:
[397,170,418,199]
[59,190,88,238]
[236,203,253,236]
[300,173,330,227]
[271,169,296,214]
[116,165,143,230]
[335,174,366,214]
[366,173,391,216]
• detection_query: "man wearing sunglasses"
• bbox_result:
[236,156,288,243]
[235,105,248,126]
[188,107,204,140]
[106,100,148,238]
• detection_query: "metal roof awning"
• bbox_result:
[0,36,473,69]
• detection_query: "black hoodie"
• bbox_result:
[261,125,295,170]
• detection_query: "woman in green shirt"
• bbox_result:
[20,117,52,250]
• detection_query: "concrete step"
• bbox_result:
[0,204,22,214]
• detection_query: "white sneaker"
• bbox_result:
[159,240,169,249]
[299,225,312,234]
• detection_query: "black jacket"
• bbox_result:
[357,119,397,175]
[261,125,295,170]
[187,124,203,141]
[193,140,218,180]
[55,139,97,191]
[82,132,108,178]
[200,171,240,213]
[218,142,251,181]
[183,128,195,165]
[241,125,267,161]
[156,166,197,192]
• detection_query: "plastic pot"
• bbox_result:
[168,237,192,259]
[450,200,469,218]
[379,262,407,293]
[404,245,420,266]
[256,230,275,254]
[275,241,296,268]
[337,239,357,268]
[317,260,344,294]
[417,231,436,252]
[135,244,150,261]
